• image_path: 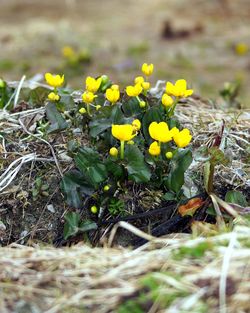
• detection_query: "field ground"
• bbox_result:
[0,1,250,312]
[0,0,250,106]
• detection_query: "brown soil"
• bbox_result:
[0,0,250,106]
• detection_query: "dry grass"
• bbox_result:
[0,224,250,313]
[0,82,250,312]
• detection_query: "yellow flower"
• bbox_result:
[134,76,144,84]
[126,83,142,97]
[82,91,97,103]
[132,119,141,131]
[148,121,172,143]
[162,93,174,107]
[111,124,136,142]
[96,105,102,111]
[45,73,64,88]
[109,147,118,157]
[173,129,192,148]
[48,92,60,101]
[166,79,193,98]
[85,76,102,93]
[169,127,179,137]
[142,63,154,76]
[235,43,249,56]
[79,107,87,114]
[149,141,161,156]
[165,151,173,159]
[142,81,150,91]
[106,88,120,104]
[62,46,75,58]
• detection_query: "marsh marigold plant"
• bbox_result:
[55,62,194,228]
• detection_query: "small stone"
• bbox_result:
[47,204,55,213]
[0,221,6,232]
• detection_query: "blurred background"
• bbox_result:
[0,0,250,107]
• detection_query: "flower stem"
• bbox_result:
[120,141,125,159]
[86,103,91,116]
[168,97,179,117]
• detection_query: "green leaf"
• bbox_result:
[61,170,94,208]
[125,145,151,183]
[57,91,75,110]
[122,97,141,117]
[46,102,68,133]
[209,147,230,166]
[78,220,98,232]
[105,157,124,179]
[166,149,193,193]
[63,212,97,240]
[75,147,108,188]
[63,212,81,240]
[162,192,176,201]
[225,190,248,207]
[21,86,48,107]
[89,105,124,137]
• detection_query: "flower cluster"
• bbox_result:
[148,121,192,157]
[126,63,153,98]
[45,73,64,102]
[110,119,141,159]
[44,63,195,217]
[161,79,193,114]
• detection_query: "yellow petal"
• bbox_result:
[148,122,158,141]
[166,82,175,95]
[184,89,193,97]
[132,119,141,131]
[175,79,187,91]
[169,127,179,137]
[162,94,174,107]
[134,76,144,84]
[173,129,192,148]
[111,124,135,141]
[126,86,134,97]
[149,141,161,156]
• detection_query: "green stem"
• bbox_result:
[168,97,179,117]
[86,103,91,116]
[136,96,140,104]
[120,141,125,159]
[207,163,215,193]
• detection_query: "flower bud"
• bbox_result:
[165,151,173,159]
[132,119,141,131]
[90,205,98,214]
[139,101,146,108]
[0,79,5,88]
[142,82,150,91]
[109,147,118,157]
[103,185,110,192]
[79,107,87,114]
[162,94,174,107]
[48,92,60,101]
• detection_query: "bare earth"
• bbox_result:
[0,0,250,106]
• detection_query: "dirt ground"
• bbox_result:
[0,0,250,106]
[0,0,250,246]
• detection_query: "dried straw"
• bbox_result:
[0,225,249,313]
